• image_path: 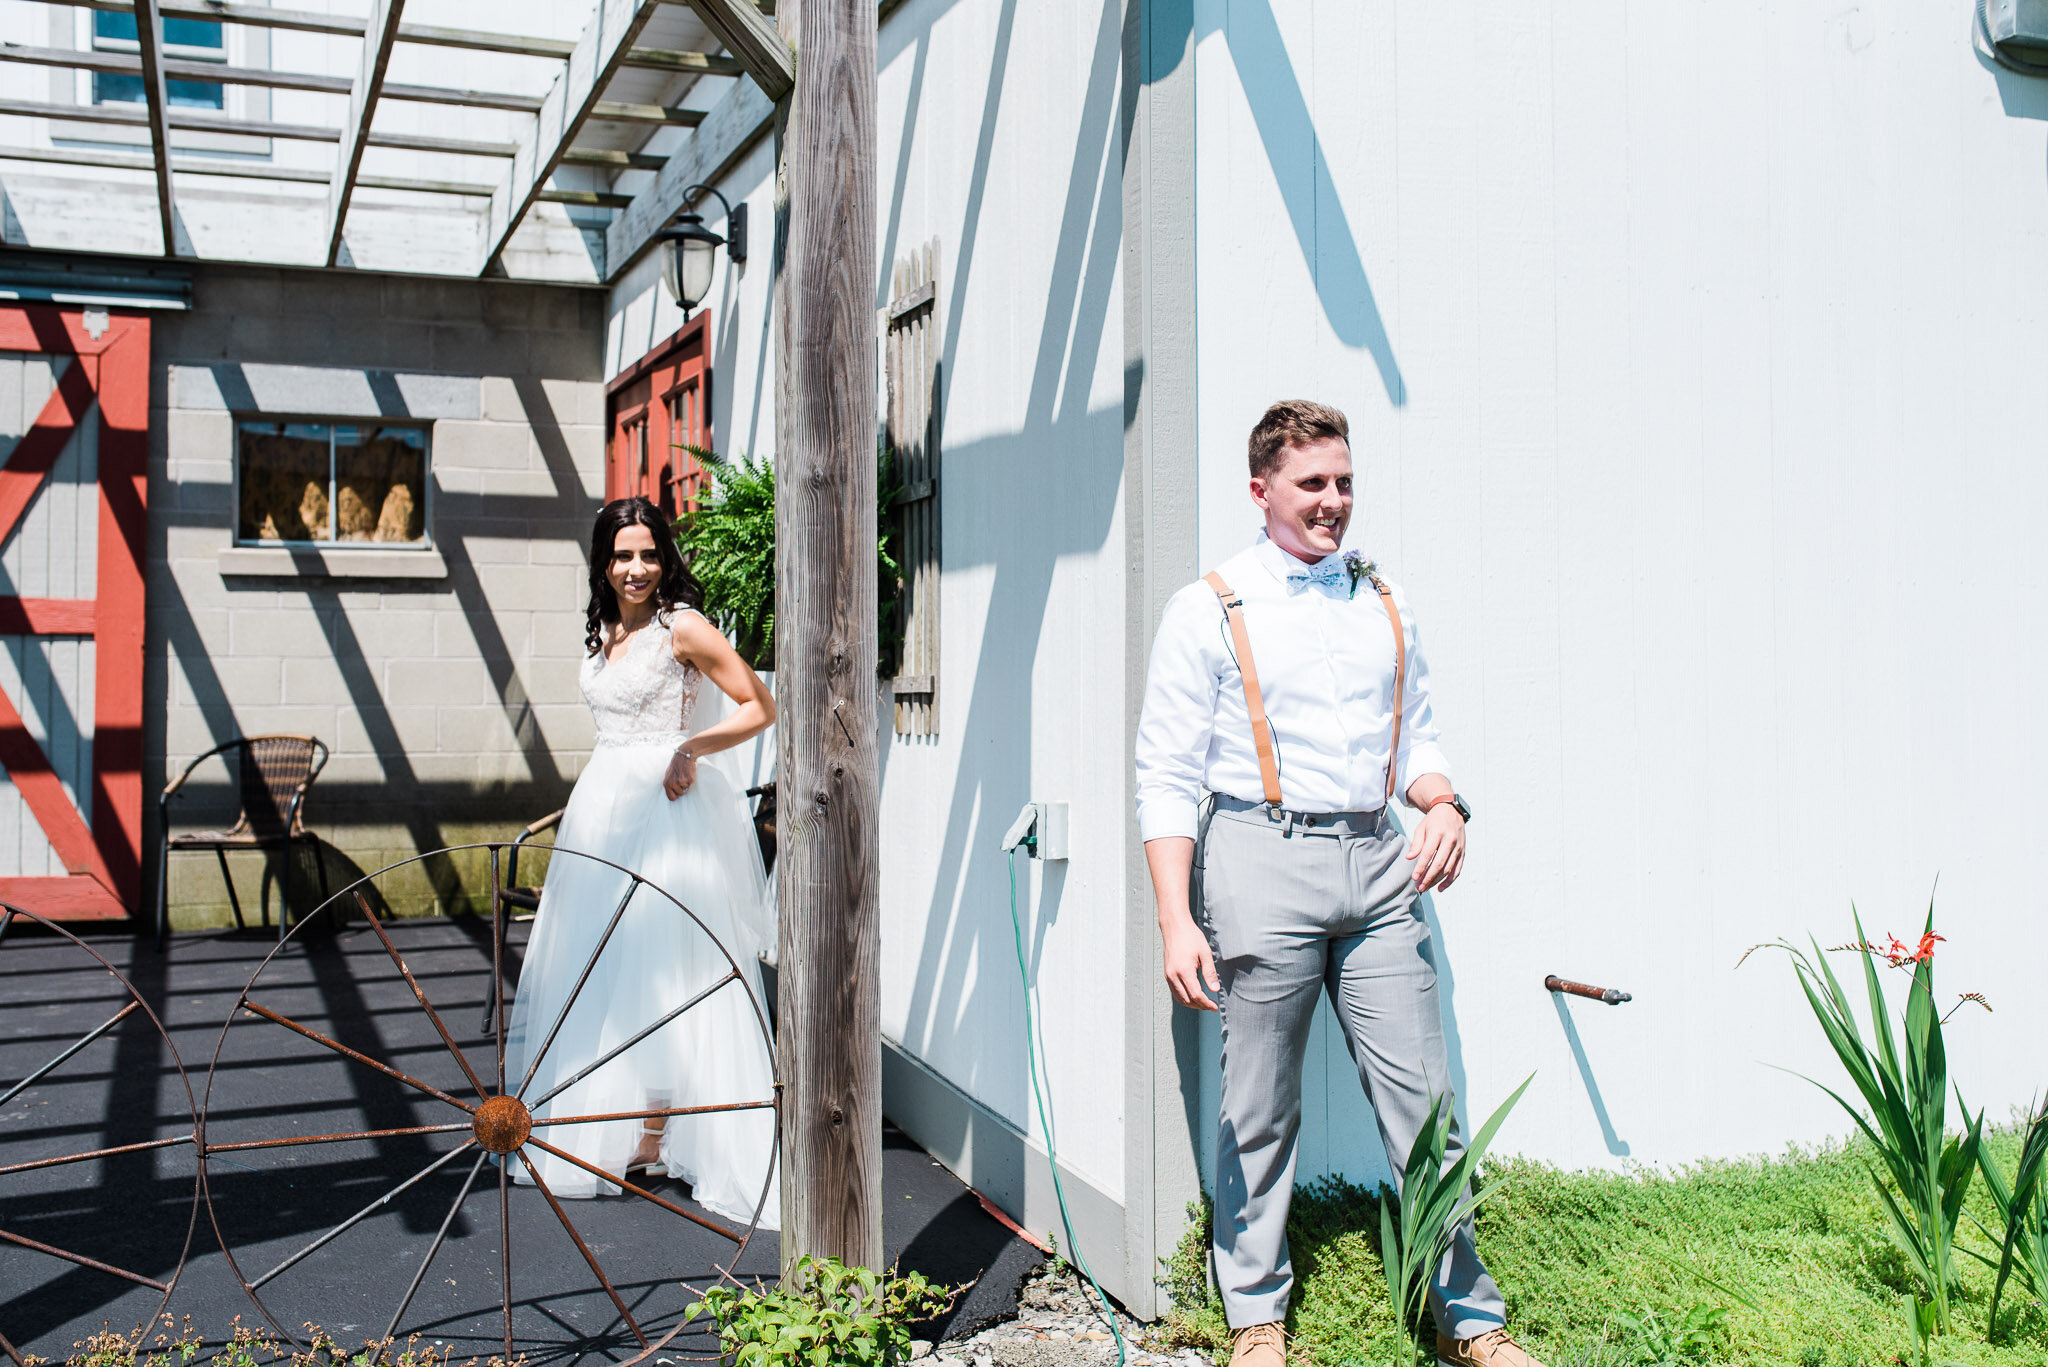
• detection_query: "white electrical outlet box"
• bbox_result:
[1035,802,1069,861]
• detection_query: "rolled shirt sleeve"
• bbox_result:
[1134,587,1221,842]
[1389,588,1453,799]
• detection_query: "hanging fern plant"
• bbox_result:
[674,444,902,675]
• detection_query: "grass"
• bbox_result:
[1161,1126,2048,1366]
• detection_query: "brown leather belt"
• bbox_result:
[1203,566,1407,808]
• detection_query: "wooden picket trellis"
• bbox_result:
[0,306,149,920]
[883,241,939,736]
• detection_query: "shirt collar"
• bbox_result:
[1251,530,1344,585]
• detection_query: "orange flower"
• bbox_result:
[1914,931,1944,962]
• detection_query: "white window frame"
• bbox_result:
[231,418,437,551]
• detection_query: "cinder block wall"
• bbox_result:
[147,263,608,927]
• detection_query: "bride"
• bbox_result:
[504,496,780,1228]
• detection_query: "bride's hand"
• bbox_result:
[664,747,698,800]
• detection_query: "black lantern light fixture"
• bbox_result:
[656,183,746,314]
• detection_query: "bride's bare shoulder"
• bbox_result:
[666,606,723,659]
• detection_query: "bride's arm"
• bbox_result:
[670,611,776,761]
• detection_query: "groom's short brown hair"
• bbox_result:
[1248,400,1350,479]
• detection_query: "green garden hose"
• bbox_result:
[1007,845,1128,1366]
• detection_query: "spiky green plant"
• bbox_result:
[1972,1101,2048,1342]
[675,445,901,672]
[1377,1075,1532,1365]
[1744,907,1986,1334]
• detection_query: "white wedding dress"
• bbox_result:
[504,611,780,1229]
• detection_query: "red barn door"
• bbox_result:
[606,312,711,518]
[0,307,148,920]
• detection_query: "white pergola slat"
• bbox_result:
[476,0,665,276]
[325,0,407,267]
[0,0,868,280]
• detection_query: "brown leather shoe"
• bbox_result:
[1230,1321,1288,1367]
[1436,1328,1547,1367]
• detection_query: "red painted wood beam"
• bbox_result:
[0,598,96,634]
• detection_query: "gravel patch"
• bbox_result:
[915,1261,1211,1367]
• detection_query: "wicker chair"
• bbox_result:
[156,735,331,947]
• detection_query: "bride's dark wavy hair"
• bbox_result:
[584,496,702,656]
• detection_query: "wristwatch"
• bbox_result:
[1422,792,1472,823]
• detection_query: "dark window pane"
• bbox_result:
[238,422,331,543]
[164,18,224,47]
[167,79,224,109]
[334,426,427,544]
[92,72,144,106]
[93,74,223,110]
[94,12,223,46]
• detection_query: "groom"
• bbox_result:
[1135,401,1542,1367]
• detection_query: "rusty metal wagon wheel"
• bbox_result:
[196,843,779,1366]
[0,905,200,1366]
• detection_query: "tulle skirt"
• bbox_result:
[503,737,780,1228]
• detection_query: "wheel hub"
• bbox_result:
[472,1094,532,1154]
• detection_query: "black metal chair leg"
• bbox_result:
[156,840,171,951]
[215,848,247,931]
[279,845,292,943]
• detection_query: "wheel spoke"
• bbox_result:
[353,892,489,1100]
[206,1121,472,1154]
[0,1324,29,1367]
[384,1147,490,1341]
[529,1099,776,1129]
[498,1153,513,1360]
[0,1226,169,1289]
[0,1133,192,1178]
[384,1158,486,1337]
[251,1140,478,1288]
[522,1135,746,1243]
[0,1000,140,1107]
[240,1001,475,1114]
[490,845,506,1091]
[514,878,643,1100]
[515,1151,648,1347]
[527,971,740,1110]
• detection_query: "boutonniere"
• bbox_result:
[1342,549,1377,599]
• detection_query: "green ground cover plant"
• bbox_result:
[684,1255,955,1366]
[47,1317,522,1367]
[1162,1127,2048,1367]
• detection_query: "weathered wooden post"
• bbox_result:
[773,0,882,1272]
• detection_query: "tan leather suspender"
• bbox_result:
[1204,572,1284,807]
[1203,569,1407,808]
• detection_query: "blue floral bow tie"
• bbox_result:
[1285,560,1350,593]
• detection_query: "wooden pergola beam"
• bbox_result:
[560,147,667,171]
[0,95,522,155]
[477,0,664,276]
[325,0,407,267]
[0,144,494,196]
[589,100,705,125]
[394,23,575,59]
[0,42,543,112]
[129,0,177,256]
[675,0,793,101]
[618,47,745,77]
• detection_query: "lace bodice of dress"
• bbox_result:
[581,614,702,747]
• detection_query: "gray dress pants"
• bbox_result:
[1194,796,1506,1338]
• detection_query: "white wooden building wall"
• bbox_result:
[1190,0,2048,1178]
[0,352,96,876]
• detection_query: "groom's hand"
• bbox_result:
[1162,919,1221,1012]
[1404,805,1466,892]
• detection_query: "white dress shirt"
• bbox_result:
[1134,533,1454,842]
